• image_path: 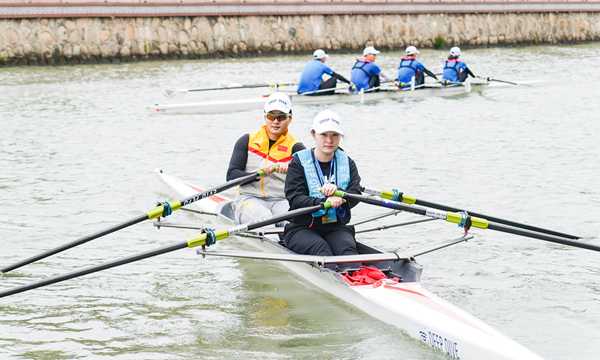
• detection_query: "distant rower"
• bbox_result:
[442,47,476,84]
[350,46,397,92]
[397,46,438,89]
[297,49,353,95]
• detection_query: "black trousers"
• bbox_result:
[284,225,359,269]
[458,71,468,82]
[415,71,425,85]
[368,75,381,91]
[315,77,338,96]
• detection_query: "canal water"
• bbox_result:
[1,43,599,360]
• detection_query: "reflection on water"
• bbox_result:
[1,43,599,359]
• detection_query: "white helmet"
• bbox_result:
[450,47,461,56]
[406,46,420,55]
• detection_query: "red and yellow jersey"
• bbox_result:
[240,125,298,198]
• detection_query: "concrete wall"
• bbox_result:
[1,3,599,65]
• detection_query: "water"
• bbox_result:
[1,44,599,359]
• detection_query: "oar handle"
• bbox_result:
[256,165,278,177]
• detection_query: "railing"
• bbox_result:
[2,0,599,19]
[2,0,600,4]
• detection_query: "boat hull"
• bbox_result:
[147,84,469,115]
[155,170,544,360]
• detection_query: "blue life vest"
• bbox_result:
[397,58,424,88]
[442,59,466,83]
[294,149,350,218]
[350,61,380,91]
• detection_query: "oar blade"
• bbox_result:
[162,88,188,99]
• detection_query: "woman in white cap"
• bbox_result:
[350,46,397,92]
[397,45,438,89]
[442,47,476,83]
[226,92,305,228]
[283,110,362,269]
[297,49,353,95]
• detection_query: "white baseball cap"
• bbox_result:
[406,46,420,55]
[264,92,292,114]
[450,47,461,56]
[312,109,344,135]
[313,49,329,60]
[363,46,380,56]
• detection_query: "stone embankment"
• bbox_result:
[1,2,599,66]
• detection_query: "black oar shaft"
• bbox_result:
[185,203,326,247]
[0,214,148,274]
[188,83,295,92]
[0,241,188,299]
[486,223,600,252]
[178,171,260,206]
[1,172,262,274]
[360,186,579,239]
[488,78,518,85]
[0,203,327,299]
[337,191,598,253]
[412,198,579,240]
[352,193,426,215]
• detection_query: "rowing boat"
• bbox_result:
[155,169,545,360]
[146,78,514,115]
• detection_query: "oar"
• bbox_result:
[333,190,599,252]
[440,79,467,86]
[162,83,296,99]
[360,185,580,239]
[355,218,436,234]
[297,85,349,96]
[0,203,330,299]
[485,77,518,86]
[0,170,269,274]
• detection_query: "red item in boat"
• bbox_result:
[343,266,399,286]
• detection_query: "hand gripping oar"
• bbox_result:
[333,190,600,253]
[0,202,330,299]
[162,83,297,99]
[360,186,580,240]
[0,170,270,275]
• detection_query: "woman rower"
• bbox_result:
[283,110,362,269]
[442,47,476,84]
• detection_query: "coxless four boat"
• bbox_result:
[147,78,539,115]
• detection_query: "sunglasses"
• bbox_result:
[265,113,290,121]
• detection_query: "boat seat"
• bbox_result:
[214,200,236,223]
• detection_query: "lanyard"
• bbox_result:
[313,151,335,186]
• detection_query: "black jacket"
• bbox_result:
[284,149,361,230]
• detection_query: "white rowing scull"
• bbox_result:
[155,169,544,360]
[147,78,537,115]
